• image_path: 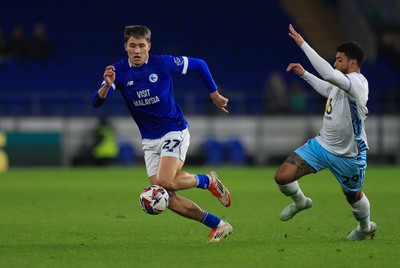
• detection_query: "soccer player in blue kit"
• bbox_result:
[92,25,232,242]
[274,24,376,240]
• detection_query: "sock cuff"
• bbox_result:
[195,174,210,189]
[351,193,369,210]
[277,181,299,196]
[201,211,221,229]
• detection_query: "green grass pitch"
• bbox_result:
[1,166,399,268]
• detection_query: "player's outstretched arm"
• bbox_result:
[210,90,229,114]
[288,24,349,91]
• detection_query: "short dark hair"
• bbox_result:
[336,41,365,67]
[124,25,151,43]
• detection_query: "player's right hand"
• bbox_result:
[286,63,305,76]
[104,65,116,86]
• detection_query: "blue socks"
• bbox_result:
[195,174,210,189]
[196,177,221,229]
[201,212,221,229]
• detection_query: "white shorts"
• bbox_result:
[142,128,190,177]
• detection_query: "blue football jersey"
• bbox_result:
[94,55,218,139]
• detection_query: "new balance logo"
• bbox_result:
[127,81,134,86]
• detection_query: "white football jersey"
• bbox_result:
[300,42,369,157]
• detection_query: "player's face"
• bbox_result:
[333,52,350,74]
[124,37,151,67]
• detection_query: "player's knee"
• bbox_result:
[274,171,288,185]
[344,189,363,204]
[274,164,298,185]
[157,178,178,191]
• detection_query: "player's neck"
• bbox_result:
[128,57,148,68]
[347,67,360,74]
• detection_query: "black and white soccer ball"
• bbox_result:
[139,185,169,215]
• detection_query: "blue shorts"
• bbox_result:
[295,138,367,192]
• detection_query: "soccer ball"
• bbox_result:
[139,185,169,215]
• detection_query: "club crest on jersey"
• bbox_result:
[174,57,184,66]
[149,73,158,83]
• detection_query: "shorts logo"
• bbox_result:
[149,73,158,83]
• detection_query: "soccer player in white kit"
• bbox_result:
[274,24,376,240]
[92,25,232,242]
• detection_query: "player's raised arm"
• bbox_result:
[288,24,352,92]
[287,63,331,98]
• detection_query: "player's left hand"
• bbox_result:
[210,90,229,114]
[288,24,305,47]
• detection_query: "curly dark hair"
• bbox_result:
[336,41,366,67]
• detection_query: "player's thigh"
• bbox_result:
[275,138,324,184]
[142,139,162,178]
[275,152,315,184]
[142,128,190,178]
[157,128,190,180]
[294,138,326,173]
[160,128,190,161]
[328,152,367,192]
[158,156,184,182]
